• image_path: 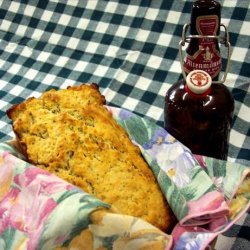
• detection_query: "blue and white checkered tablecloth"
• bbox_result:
[0,0,249,249]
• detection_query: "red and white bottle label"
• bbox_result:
[184,15,222,79]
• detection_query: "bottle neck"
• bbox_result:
[184,0,222,80]
[190,0,221,35]
[185,84,211,99]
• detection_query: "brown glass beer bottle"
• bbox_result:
[164,70,234,160]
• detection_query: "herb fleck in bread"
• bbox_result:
[7,83,175,231]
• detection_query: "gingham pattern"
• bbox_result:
[0,0,249,249]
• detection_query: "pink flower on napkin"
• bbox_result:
[181,191,229,227]
[0,153,75,249]
[0,189,19,234]
[14,166,73,195]
[187,191,228,214]
[0,172,58,249]
[0,187,56,230]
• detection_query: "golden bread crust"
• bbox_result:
[7,83,175,232]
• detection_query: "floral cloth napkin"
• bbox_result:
[0,106,249,250]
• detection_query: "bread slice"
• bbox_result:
[7,83,175,231]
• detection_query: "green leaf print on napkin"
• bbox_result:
[0,142,26,160]
[142,149,189,221]
[204,157,227,178]
[159,170,188,220]
[38,192,110,250]
[201,157,248,200]
[0,228,27,250]
[120,115,159,146]
[184,165,214,201]
[102,235,120,250]
[56,188,80,203]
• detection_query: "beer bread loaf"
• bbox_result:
[7,84,175,232]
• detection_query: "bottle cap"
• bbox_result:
[186,70,212,95]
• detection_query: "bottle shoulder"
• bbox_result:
[211,84,234,102]
[165,80,186,100]
[165,81,234,111]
